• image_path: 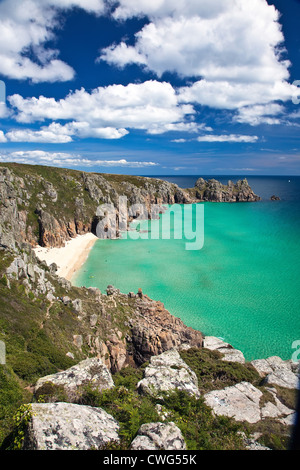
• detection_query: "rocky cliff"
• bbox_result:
[0,163,192,250]
[192,177,261,202]
[0,163,260,250]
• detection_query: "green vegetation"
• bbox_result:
[180,347,262,393]
[76,363,245,450]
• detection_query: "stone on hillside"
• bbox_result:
[34,357,114,402]
[106,285,120,296]
[137,349,200,398]
[23,402,119,450]
[204,382,263,424]
[204,336,245,363]
[251,356,299,389]
[130,422,186,450]
[204,381,295,424]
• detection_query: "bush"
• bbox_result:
[157,389,245,450]
[180,347,261,393]
[9,352,57,382]
[0,366,30,447]
[79,385,160,447]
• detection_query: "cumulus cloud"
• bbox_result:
[100,0,296,124]
[178,80,295,111]
[0,0,106,82]
[7,81,196,137]
[0,150,159,168]
[234,103,285,126]
[4,122,129,143]
[5,127,73,144]
[102,0,288,80]
[197,134,258,143]
[111,0,231,21]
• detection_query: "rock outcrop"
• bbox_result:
[129,294,204,365]
[194,177,260,202]
[130,422,186,450]
[204,381,295,425]
[251,356,299,389]
[204,382,264,424]
[137,349,200,398]
[34,358,114,402]
[23,402,119,450]
[203,336,245,363]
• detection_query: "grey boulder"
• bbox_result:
[34,357,114,401]
[23,402,119,450]
[137,349,200,398]
[130,422,186,450]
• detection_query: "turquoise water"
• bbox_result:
[73,183,300,361]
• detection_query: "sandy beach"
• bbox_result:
[34,233,98,281]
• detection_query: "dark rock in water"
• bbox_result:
[270,195,280,201]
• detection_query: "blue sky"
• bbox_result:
[0,0,300,175]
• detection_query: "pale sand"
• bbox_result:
[34,233,98,281]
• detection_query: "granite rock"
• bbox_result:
[137,349,200,398]
[34,358,114,401]
[130,422,186,450]
[23,402,119,450]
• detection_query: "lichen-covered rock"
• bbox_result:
[34,358,114,402]
[204,382,263,423]
[251,356,299,389]
[137,349,200,398]
[130,422,186,450]
[23,402,119,450]
[204,381,295,424]
[204,336,245,363]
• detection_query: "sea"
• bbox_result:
[73,176,300,362]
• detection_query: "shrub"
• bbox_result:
[157,389,245,450]
[180,347,261,393]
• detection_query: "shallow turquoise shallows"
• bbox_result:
[73,199,300,361]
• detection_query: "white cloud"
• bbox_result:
[99,42,147,68]
[103,0,288,80]
[0,150,159,167]
[0,0,106,82]
[0,131,7,143]
[178,80,295,111]
[197,134,258,143]
[5,127,73,144]
[100,0,296,122]
[111,0,231,21]
[4,122,129,142]
[234,103,285,126]
[8,81,196,136]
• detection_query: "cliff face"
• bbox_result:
[0,163,260,250]
[0,164,192,250]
